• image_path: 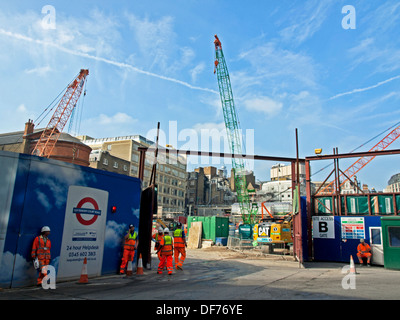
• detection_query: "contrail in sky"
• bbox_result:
[329,75,400,100]
[0,28,219,95]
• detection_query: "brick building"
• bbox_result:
[0,119,91,166]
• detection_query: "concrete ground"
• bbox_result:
[1,246,399,300]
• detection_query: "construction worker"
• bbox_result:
[157,228,174,275]
[152,227,164,260]
[31,226,51,286]
[120,224,138,274]
[357,239,372,266]
[173,222,187,270]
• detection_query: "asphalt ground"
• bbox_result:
[0,247,399,310]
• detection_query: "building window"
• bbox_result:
[103,158,108,165]
[113,161,118,168]
[131,153,139,162]
[388,227,400,247]
[123,165,128,172]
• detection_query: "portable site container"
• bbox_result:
[187,216,229,243]
[381,216,400,270]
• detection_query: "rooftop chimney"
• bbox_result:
[24,119,34,137]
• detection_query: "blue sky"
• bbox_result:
[1,0,400,190]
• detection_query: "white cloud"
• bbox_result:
[82,112,139,138]
[190,62,205,83]
[24,66,52,76]
[278,0,334,45]
[36,190,51,210]
[0,252,36,285]
[126,14,176,72]
[243,96,283,117]
[95,112,137,125]
[238,41,319,90]
[105,220,126,249]
[17,104,27,112]
[0,27,218,95]
[329,75,400,100]
[362,2,400,36]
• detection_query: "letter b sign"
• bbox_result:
[319,222,328,233]
[313,217,334,239]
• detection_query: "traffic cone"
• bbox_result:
[126,260,133,276]
[136,254,144,275]
[79,257,89,284]
[350,255,357,274]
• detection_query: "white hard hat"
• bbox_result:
[41,226,51,232]
[164,228,169,233]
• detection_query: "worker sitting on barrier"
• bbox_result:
[357,239,372,266]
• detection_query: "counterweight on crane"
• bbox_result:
[213,35,257,225]
[32,69,89,158]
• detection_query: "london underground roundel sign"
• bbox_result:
[73,197,101,226]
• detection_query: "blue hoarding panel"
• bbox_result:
[313,215,381,263]
[0,151,142,288]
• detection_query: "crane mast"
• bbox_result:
[32,69,89,158]
[214,35,257,225]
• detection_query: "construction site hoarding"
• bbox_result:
[312,215,382,264]
[0,150,142,288]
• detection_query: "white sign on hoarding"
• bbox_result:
[341,217,365,239]
[312,216,335,239]
[57,186,108,280]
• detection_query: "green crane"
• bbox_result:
[213,35,258,226]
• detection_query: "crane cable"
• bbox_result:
[311,119,400,177]
[34,72,80,127]
[68,76,88,135]
[8,72,80,153]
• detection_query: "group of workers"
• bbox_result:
[119,221,187,276]
[31,222,187,285]
[31,223,372,285]
[152,222,187,275]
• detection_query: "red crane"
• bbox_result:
[32,69,89,158]
[316,123,400,195]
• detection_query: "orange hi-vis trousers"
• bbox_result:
[174,247,186,269]
[158,255,173,274]
[120,249,135,274]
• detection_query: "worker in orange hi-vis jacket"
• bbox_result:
[157,228,174,275]
[357,239,372,266]
[173,222,187,270]
[120,224,138,274]
[152,227,164,260]
[31,226,51,285]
